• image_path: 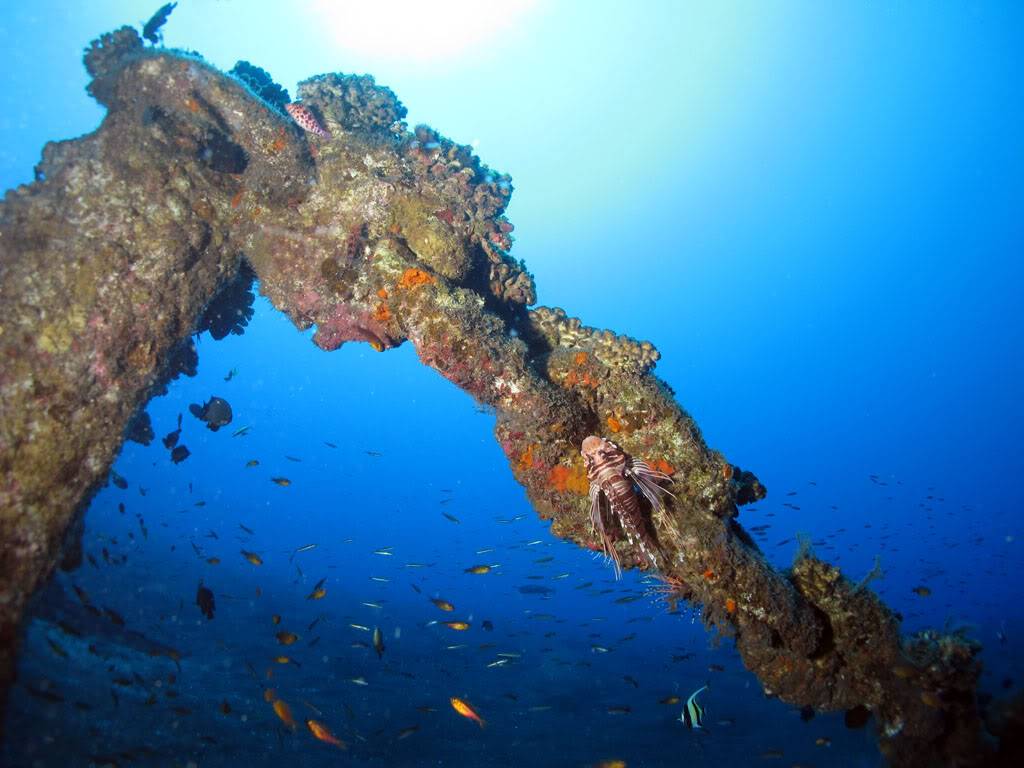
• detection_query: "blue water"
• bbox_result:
[2,2,1022,766]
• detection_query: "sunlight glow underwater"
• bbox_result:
[308,0,540,62]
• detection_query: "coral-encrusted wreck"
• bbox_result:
[0,25,1014,766]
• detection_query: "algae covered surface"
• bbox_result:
[0,7,1020,768]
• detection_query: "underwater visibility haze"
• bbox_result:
[0,2,1022,767]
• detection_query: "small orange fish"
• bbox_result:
[206,557,220,565]
[270,477,291,487]
[450,697,485,728]
[307,587,327,600]
[444,621,471,631]
[276,631,299,645]
[464,565,491,575]
[306,719,347,749]
[272,614,281,625]
[241,550,263,566]
[431,598,455,612]
[273,698,296,730]
[263,688,276,703]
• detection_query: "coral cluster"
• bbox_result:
[228,61,291,113]
[528,306,660,372]
[297,73,407,136]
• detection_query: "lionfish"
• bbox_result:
[581,435,675,577]
[285,102,332,139]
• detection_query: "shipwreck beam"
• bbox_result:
[0,26,1003,765]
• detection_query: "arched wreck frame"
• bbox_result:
[0,28,1007,766]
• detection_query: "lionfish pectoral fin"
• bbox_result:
[607,540,622,580]
[588,484,603,533]
[589,485,622,579]
[626,459,676,512]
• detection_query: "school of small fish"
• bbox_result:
[7,367,998,768]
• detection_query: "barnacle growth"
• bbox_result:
[0,21,1009,766]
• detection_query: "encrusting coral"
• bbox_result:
[0,21,1011,766]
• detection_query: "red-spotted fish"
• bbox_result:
[285,103,331,139]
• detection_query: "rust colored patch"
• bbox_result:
[703,569,715,581]
[373,303,391,322]
[722,464,733,480]
[230,190,244,209]
[270,137,286,154]
[377,288,389,299]
[574,352,587,365]
[725,598,737,614]
[563,369,599,389]
[606,416,621,433]
[517,444,535,472]
[548,463,590,495]
[184,97,200,114]
[398,268,435,289]
[650,458,675,476]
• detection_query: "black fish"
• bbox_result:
[196,582,215,620]
[170,445,191,464]
[189,397,233,431]
[142,2,177,45]
[163,413,183,449]
[24,685,64,703]
[110,470,128,490]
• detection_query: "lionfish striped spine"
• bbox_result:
[580,435,675,578]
